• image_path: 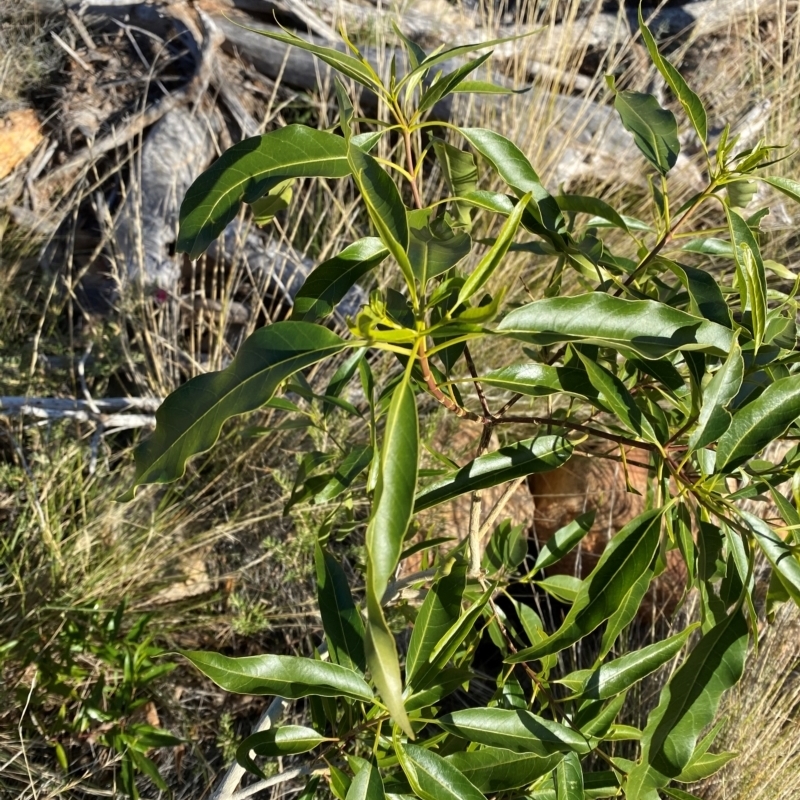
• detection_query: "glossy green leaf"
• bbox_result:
[508,508,664,662]
[715,374,800,471]
[404,666,473,711]
[364,377,418,737]
[437,708,591,755]
[638,7,707,143]
[314,446,374,504]
[237,726,331,776]
[626,611,748,798]
[345,760,387,800]
[431,138,479,227]
[579,626,697,700]
[607,77,679,176]
[408,209,471,286]
[251,179,293,225]
[315,544,366,672]
[666,262,732,329]
[178,127,350,259]
[533,512,596,572]
[121,322,347,499]
[453,79,528,95]
[687,341,743,452]
[556,195,629,232]
[497,293,735,359]
[681,237,734,257]
[459,128,564,233]
[556,752,583,800]
[406,561,466,681]
[480,363,597,401]
[740,510,800,604]
[727,206,767,350]
[418,52,492,113]
[292,238,387,320]
[762,175,800,206]
[181,651,373,701]
[676,750,737,783]
[396,742,486,800]
[446,748,562,792]
[414,435,573,511]
[457,193,530,305]
[535,574,583,604]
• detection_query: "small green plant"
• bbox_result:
[15,603,180,798]
[123,8,800,799]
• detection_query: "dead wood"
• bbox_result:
[0,395,161,429]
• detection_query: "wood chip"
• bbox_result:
[0,110,44,180]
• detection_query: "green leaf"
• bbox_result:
[508,508,664,662]
[364,377,418,737]
[404,666,473,711]
[437,708,591,755]
[676,750,737,783]
[406,561,467,681]
[533,512,596,572]
[598,570,655,659]
[666,262,732,328]
[480,363,597,401]
[446,748,562,792]
[574,350,660,444]
[761,175,800,206]
[457,193,531,305]
[497,293,735,359]
[292,238,387,320]
[556,195,629,232]
[638,7,707,143]
[453,80,529,95]
[392,21,425,70]
[345,760,387,800]
[740,510,800,604]
[578,626,697,701]
[408,209,471,286]
[314,446,374,504]
[418,52,492,113]
[178,127,350,259]
[315,545,366,672]
[459,128,564,234]
[237,726,331,776]
[397,742,486,800]
[607,77,680,175]
[431,138,479,228]
[535,574,583,604]
[414,435,573,512]
[121,322,347,499]
[715,374,800,471]
[626,611,748,798]
[556,752,583,800]
[181,651,373,701]
[727,206,767,351]
[687,341,743,452]
[251,179,294,225]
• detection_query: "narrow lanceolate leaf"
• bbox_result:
[497,294,734,359]
[599,571,654,658]
[457,193,531,305]
[181,651,373,701]
[315,544,366,672]
[480,363,597,401]
[237,726,331,776]
[345,760,386,800]
[578,625,697,701]
[292,238,387,320]
[715,375,800,471]
[687,341,743,452]
[761,175,800,206]
[437,708,590,756]
[431,138,479,227]
[740,243,767,352]
[626,611,748,799]
[556,752,584,800]
[638,7,707,143]
[414,435,573,512]
[418,52,492,113]
[740,511,800,604]
[406,561,466,681]
[452,80,529,95]
[458,128,564,234]
[178,127,350,259]
[364,377,418,736]
[347,144,413,291]
[533,512,595,572]
[574,350,660,445]
[446,748,562,793]
[396,742,486,800]
[676,751,737,783]
[508,508,664,662]
[556,195,629,232]
[607,77,680,176]
[121,322,347,499]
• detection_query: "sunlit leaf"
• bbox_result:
[396,742,486,800]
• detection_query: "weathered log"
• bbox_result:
[0,395,161,429]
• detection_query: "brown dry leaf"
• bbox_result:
[0,109,43,180]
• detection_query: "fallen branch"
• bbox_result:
[0,396,161,430]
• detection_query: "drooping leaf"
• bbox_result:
[687,341,743,452]
[533,511,596,572]
[396,742,486,800]
[497,293,734,359]
[121,322,347,499]
[675,750,737,783]
[665,261,732,328]
[740,510,800,604]
[626,611,748,798]
[406,561,467,681]
[364,377,418,737]
[408,209,471,286]
[414,435,573,511]
[480,363,597,401]
[437,708,591,755]
[178,127,350,259]
[556,752,584,800]
[607,77,680,176]
[638,7,707,143]
[345,759,387,800]
[418,52,492,113]
[181,651,373,701]
[715,374,800,471]
[431,138,479,227]
[237,726,331,777]
[446,748,562,793]
[315,544,366,672]
[292,238,387,320]
[761,175,800,206]
[556,195,629,232]
[508,509,664,662]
